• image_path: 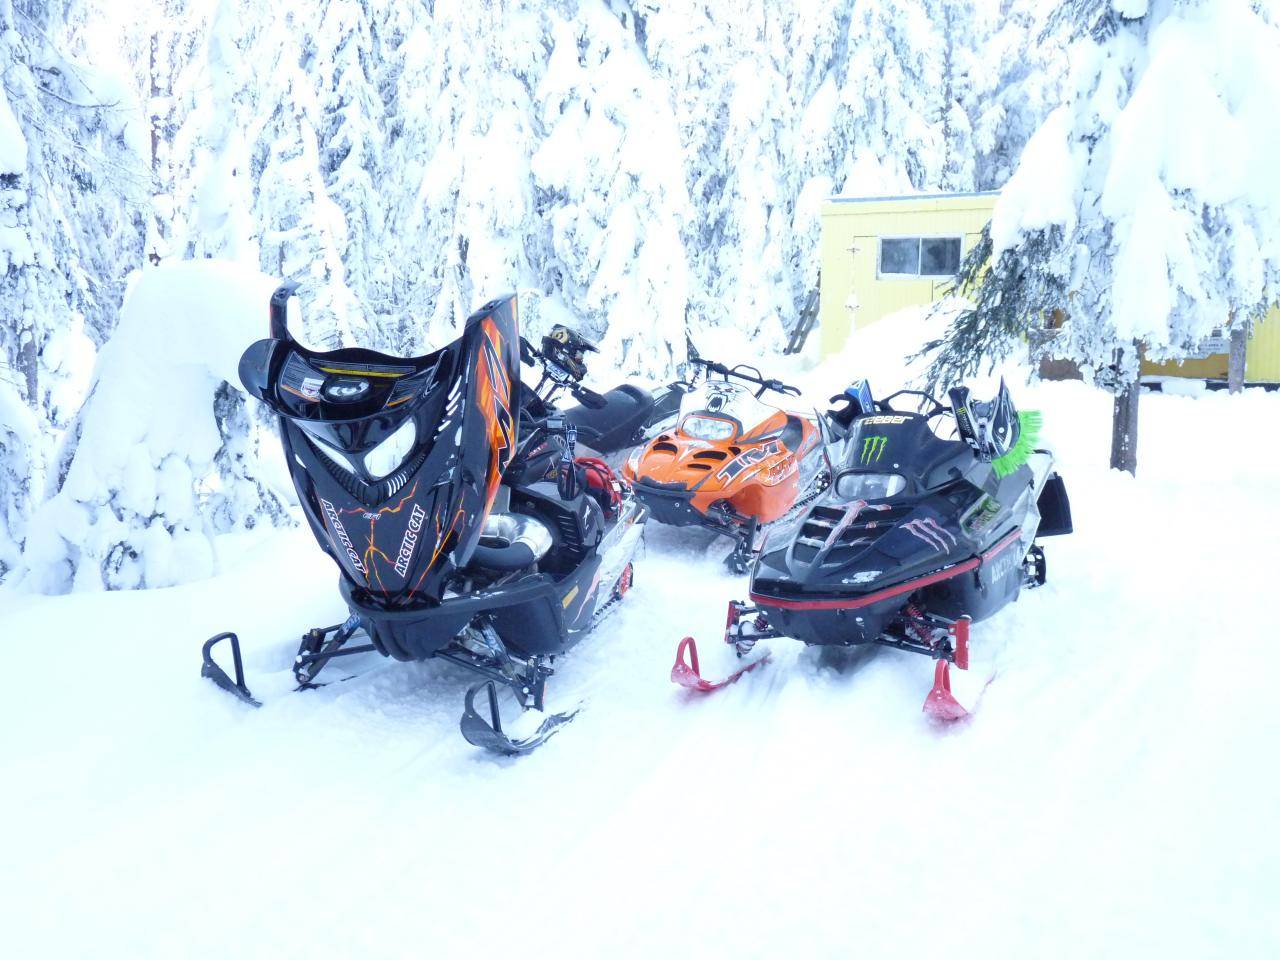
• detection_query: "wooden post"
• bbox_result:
[1228,324,1248,394]
[1109,344,1141,476]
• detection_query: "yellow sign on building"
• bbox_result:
[819,191,1280,383]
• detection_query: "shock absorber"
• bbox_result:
[724,600,770,657]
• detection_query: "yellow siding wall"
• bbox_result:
[819,193,998,357]
[1142,308,1280,381]
[1142,355,1228,379]
[1247,308,1280,382]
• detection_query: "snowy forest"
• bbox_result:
[1,0,1070,588]
[5,3,1280,956]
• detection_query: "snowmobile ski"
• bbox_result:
[670,636,769,692]
[460,681,579,755]
[923,660,968,722]
[201,632,261,707]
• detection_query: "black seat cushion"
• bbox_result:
[563,383,656,453]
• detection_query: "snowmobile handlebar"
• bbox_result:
[689,357,802,399]
[519,334,609,410]
[878,389,950,419]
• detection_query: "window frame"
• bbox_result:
[875,234,964,280]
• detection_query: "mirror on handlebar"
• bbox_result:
[540,324,598,382]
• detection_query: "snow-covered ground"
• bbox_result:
[3,320,1280,958]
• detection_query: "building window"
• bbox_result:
[878,237,962,278]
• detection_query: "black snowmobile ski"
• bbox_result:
[459,681,579,755]
[201,632,261,707]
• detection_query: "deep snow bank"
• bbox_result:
[17,261,292,593]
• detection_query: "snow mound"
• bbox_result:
[17,261,293,593]
[806,299,1026,404]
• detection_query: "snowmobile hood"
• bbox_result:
[624,404,821,526]
[751,413,1039,598]
[835,413,973,497]
[240,287,521,604]
[762,498,967,592]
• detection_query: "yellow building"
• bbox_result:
[818,191,1280,383]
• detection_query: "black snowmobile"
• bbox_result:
[672,379,1073,720]
[201,285,649,753]
[531,323,694,459]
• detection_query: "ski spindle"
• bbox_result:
[952,615,971,671]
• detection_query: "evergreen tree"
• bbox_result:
[0,0,148,568]
[927,0,1280,474]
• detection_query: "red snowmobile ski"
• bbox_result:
[670,635,769,692]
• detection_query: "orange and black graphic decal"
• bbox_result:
[475,318,515,512]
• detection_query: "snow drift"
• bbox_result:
[17,261,293,593]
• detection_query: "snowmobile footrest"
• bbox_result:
[201,632,261,708]
[459,681,577,756]
[671,636,769,692]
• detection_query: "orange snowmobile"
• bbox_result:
[622,358,839,572]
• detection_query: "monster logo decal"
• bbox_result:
[902,517,957,553]
[860,435,888,465]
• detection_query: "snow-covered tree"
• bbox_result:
[0,0,148,566]
[18,261,292,593]
[967,0,1069,190]
[530,4,692,375]
[928,0,1280,474]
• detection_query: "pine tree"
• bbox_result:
[927,0,1280,474]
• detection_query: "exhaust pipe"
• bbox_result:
[470,513,554,571]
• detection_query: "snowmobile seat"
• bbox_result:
[563,383,656,452]
[779,414,805,452]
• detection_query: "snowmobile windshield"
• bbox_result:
[834,471,906,501]
[677,380,774,438]
[681,414,737,441]
[240,337,454,487]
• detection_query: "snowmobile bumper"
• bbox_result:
[339,573,575,662]
[632,480,717,529]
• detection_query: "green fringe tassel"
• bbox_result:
[991,410,1042,478]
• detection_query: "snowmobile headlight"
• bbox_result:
[681,415,735,441]
[364,419,417,479]
[835,471,906,501]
